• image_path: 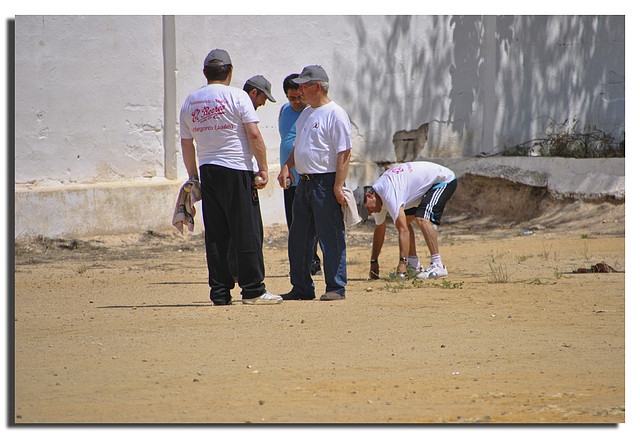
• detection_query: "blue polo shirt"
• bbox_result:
[278,103,305,187]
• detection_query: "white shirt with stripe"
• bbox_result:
[372,161,455,225]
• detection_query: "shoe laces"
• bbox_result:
[424,264,438,274]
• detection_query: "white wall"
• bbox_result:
[15,16,166,186]
[492,16,625,153]
[14,15,625,238]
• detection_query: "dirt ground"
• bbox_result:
[13,195,625,424]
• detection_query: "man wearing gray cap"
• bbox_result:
[277,65,352,301]
[179,49,282,306]
[243,75,276,110]
[221,74,277,281]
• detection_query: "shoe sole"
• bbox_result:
[320,293,345,301]
[281,294,315,301]
[416,273,448,280]
[242,298,283,305]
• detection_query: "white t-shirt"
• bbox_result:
[293,101,352,174]
[372,161,456,225]
[180,84,260,172]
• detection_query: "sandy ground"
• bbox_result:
[13,200,625,424]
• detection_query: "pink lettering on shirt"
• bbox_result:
[384,162,413,179]
[191,102,226,124]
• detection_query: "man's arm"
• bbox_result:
[394,208,410,275]
[244,122,268,189]
[181,138,199,179]
[369,221,386,279]
[277,148,296,189]
[334,148,351,205]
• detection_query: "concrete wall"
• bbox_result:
[15,16,166,184]
[172,16,625,161]
[14,15,625,238]
[428,157,625,201]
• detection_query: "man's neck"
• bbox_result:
[310,95,331,109]
[208,78,231,86]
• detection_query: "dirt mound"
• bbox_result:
[442,174,624,234]
[445,174,563,223]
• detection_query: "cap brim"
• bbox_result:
[249,83,276,102]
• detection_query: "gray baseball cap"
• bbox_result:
[353,186,370,223]
[245,75,276,102]
[204,49,232,67]
[292,65,329,84]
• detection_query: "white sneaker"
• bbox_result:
[416,264,448,279]
[242,291,283,305]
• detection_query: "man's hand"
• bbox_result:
[253,169,269,189]
[334,186,347,205]
[334,149,350,205]
[277,166,292,189]
[369,261,380,280]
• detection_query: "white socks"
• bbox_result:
[408,255,421,270]
[408,255,444,270]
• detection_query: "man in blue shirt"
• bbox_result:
[279,74,321,275]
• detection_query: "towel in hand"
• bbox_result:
[341,187,362,228]
[172,177,202,234]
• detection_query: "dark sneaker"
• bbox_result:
[280,291,315,301]
[311,258,322,276]
[319,291,345,301]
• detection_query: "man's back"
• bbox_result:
[372,161,456,223]
[180,84,259,171]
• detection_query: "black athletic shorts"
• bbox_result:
[414,178,457,226]
[404,207,417,216]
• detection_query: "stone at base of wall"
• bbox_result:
[347,157,624,202]
[15,158,624,239]
[14,174,287,239]
[427,157,625,202]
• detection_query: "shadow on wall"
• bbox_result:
[447,16,483,157]
[333,15,624,160]
[332,16,428,162]
[333,15,509,160]
[495,16,624,154]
